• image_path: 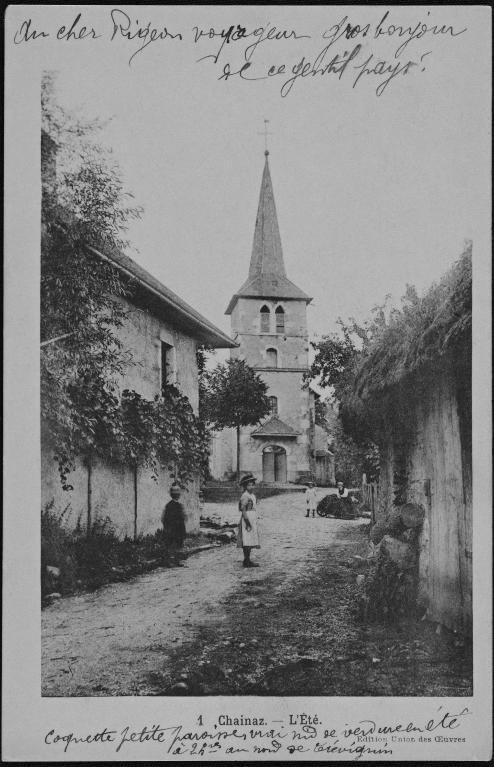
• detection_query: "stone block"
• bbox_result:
[398,503,425,529]
[370,509,402,544]
[380,535,417,571]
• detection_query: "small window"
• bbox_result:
[275,305,285,333]
[266,348,278,367]
[260,305,270,333]
[161,341,173,394]
[268,396,278,415]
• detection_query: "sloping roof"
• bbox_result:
[250,152,286,279]
[52,203,237,349]
[226,274,311,313]
[88,244,237,349]
[226,153,311,314]
[251,415,300,438]
[353,244,472,401]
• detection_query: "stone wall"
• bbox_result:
[209,427,235,480]
[375,361,472,633]
[41,297,202,536]
[231,298,308,359]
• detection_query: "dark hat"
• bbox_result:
[240,473,256,487]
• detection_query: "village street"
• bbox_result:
[42,491,471,698]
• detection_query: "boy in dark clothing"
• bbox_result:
[161,484,186,549]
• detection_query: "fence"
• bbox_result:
[361,477,380,524]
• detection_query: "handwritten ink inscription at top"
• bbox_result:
[11,7,467,98]
[109,9,183,65]
[13,18,50,44]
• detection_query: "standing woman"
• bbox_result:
[237,473,260,567]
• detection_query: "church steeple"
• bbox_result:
[225,151,311,315]
[248,151,287,280]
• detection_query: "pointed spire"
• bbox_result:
[249,152,286,279]
[225,149,312,315]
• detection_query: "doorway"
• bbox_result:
[262,445,287,483]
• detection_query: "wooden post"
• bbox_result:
[133,464,138,541]
[87,453,92,536]
[236,425,241,482]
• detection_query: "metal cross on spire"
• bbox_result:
[258,118,273,155]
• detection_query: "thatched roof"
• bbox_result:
[354,244,472,401]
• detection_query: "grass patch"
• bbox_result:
[41,500,188,602]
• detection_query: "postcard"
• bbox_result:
[3,4,492,761]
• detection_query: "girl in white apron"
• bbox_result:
[237,473,260,567]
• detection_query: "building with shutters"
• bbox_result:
[210,150,327,484]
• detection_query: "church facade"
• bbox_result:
[210,150,320,484]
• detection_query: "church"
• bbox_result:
[210,149,332,484]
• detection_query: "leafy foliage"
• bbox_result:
[329,416,380,485]
[353,244,472,400]
[121,386,210,485]
[308,243,471,457]
[306,297,392,405]
[41,501,173,597]
[201,358,270,479]
[201,358,270,431]
[41,73,208,492]
[41,73,141,485]
[317,399,380,485]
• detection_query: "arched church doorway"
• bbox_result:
[262,445,287,483]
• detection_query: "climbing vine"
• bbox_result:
[41,73,208,491]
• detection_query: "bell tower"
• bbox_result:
[224,149,315,483]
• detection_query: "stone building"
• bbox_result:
[42,242,236,537]
[211,151,316,483]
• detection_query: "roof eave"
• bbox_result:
[86,245,238,349]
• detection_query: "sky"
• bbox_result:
[44,5,487,346]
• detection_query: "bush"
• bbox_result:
[71,516,121,588]
[41,503,172,599]
[41,501,77,593]
[41,501,72,568]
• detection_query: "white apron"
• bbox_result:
[237,491,260,549]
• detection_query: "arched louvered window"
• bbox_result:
[275,305,285,333]
[260,305,270,333]
[266,348,278,367]
[268,396,278,415]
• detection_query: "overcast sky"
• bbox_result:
[46,5,487,345]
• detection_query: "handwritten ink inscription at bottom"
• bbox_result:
[43,707,471,758]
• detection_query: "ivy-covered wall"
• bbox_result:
[41,295,202,536]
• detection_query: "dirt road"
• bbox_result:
[42,491,471,697]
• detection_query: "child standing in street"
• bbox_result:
[305,481,317,518]
[237,473,260,567]
[161,483,186,549]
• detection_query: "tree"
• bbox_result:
[201,359,270,481]
[314,396,379,485]
[41,74,208,517]
[306,308,390,483]
[41,72,143,488]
